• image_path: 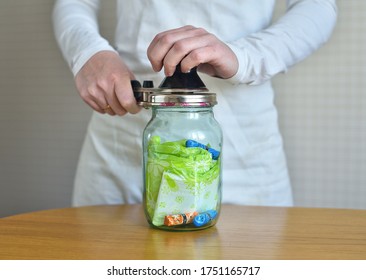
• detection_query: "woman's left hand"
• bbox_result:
[147,25,239,79]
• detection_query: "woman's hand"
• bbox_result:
[74,51,141,116]
[147,25,238,79]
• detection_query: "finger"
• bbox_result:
[103,104,117,116]
[106,99,127,116]
[147,26,205,73]
[162,33,215,76]
[114,79,141,114]
[83,85,118,116]
[104,88,127,116]
[80,85,108,113]
[147,25,195,61]
[180,46,216,71]
[96,76,128,116]
[148,25,195,51]
[86,99,106,114]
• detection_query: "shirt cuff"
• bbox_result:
[224,42,249,85]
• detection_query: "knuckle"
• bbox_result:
[86,86,99,98]
[205,44,217,54]
[153,33,163,42]
[190,49,205,63]
[206,33,217,42]
[194,27,208,35]
[172,40,186,53]
[79,88,89,100]
[147,52,153,61]
[96,79,109,90]
[160,33,175,45]
[108,73,121,85]
[147,52,158,64]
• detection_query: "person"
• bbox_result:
[52,0,337,207]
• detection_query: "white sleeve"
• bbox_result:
[226,0,338,85]
[52,0,117,76]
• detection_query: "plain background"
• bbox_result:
[0,1,365,217]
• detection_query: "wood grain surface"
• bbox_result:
[1,204,366,260]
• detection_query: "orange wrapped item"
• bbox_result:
[164,211,198,227]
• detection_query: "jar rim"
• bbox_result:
[138,91,217,108]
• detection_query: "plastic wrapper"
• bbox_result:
[145,136,220,227]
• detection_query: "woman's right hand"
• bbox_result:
[74,51,141,116]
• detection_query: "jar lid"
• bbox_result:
[132,65,217,108]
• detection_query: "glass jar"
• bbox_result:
[132,65,223,231]
[142,103,222,231]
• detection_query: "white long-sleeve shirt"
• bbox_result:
[53,0,337,82]
[52,0,337,207]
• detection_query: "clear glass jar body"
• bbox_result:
[142,106,222,231]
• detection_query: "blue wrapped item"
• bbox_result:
[186,140,220,160]
[193,210,218,227]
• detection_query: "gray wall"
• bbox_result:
[0,1,365,217]
[273,1,366,209]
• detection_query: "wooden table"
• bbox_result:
[0,204,365,260]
